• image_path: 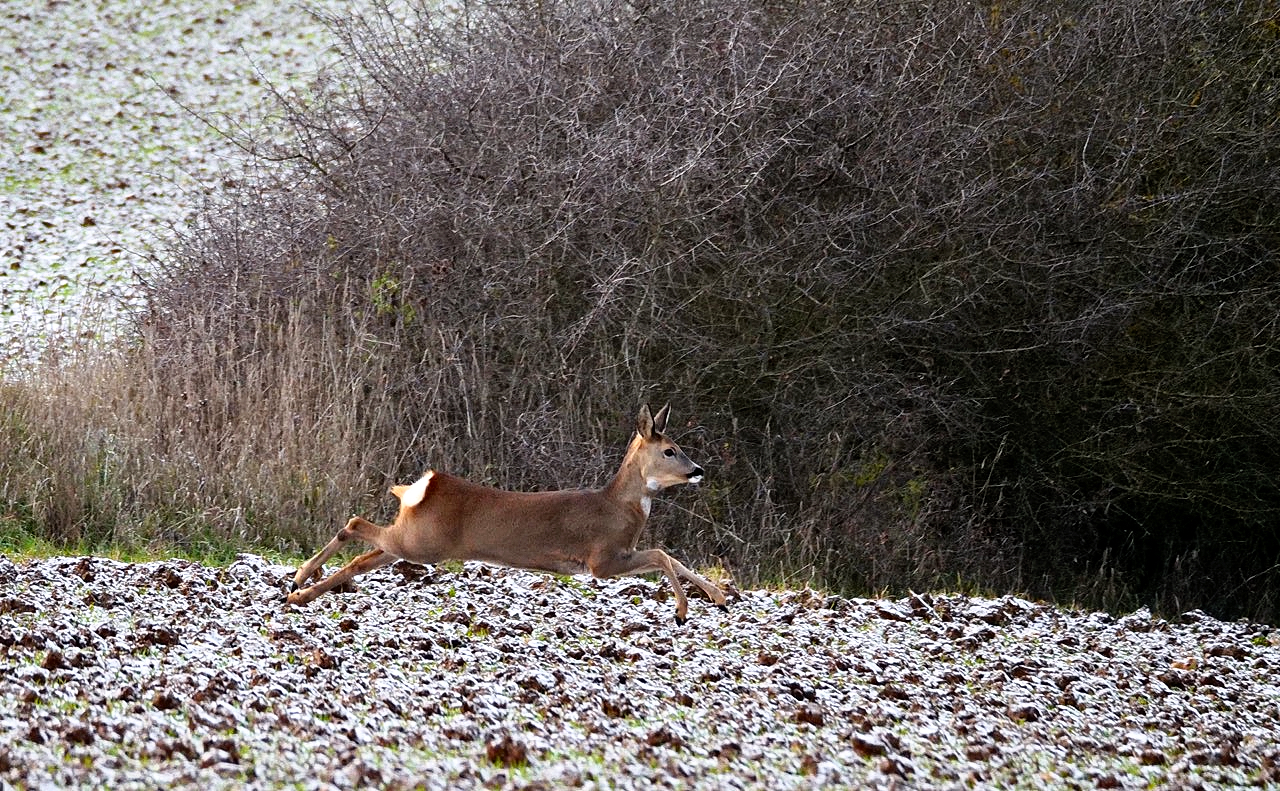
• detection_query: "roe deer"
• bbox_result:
[287,405,728,623]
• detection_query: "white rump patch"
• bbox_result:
[399,471,435,508]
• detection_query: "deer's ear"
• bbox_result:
[635,404,654,439]
[652,404,670,436]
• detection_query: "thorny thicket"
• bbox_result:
[5,0,1279,621]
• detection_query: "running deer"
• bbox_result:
[287,405,728,623]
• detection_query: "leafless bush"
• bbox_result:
[5,0,1276,620]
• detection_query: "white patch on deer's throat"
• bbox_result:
[640,495,652,517]
[645,477,661,492]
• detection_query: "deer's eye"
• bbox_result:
[663,448,676,458]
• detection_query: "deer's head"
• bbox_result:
[632,404,704,490]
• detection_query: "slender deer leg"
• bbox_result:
[291,516,383,591]
[288,549,396,605]
[288,516,412,606]
[293,514,381,588]
[591,548,725,624]
[666,555,730,609]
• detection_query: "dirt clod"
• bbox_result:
[484,733,528,768]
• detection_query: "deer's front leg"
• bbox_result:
[590,548,723,625]
[665,555,729,610]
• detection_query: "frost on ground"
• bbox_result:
[0,554,1277,790]
[0,0,351,369]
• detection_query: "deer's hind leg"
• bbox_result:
[287,516,398,605]
[286,548,396,605]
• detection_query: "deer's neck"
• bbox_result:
[604,436,654,517]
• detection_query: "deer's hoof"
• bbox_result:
[715,602,729,611]
[675,614,687,627]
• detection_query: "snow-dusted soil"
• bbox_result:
[1,554,1277,789]
[0,0,350,369]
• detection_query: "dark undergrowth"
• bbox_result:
[2,0,1278,622]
